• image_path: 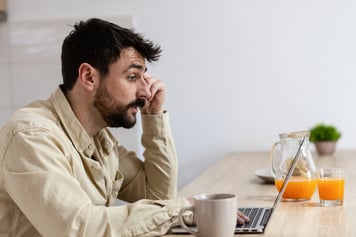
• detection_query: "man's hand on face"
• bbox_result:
[140,73,166,115]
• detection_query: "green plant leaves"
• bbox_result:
[309,123,341,142]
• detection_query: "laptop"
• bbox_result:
[170,136,306,234]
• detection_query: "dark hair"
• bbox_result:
[60,18,162,92]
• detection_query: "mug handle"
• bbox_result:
[178,206,198,236]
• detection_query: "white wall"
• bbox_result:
[2,0,356,188]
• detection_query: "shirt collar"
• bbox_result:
[49,87,94,157]
[49,87,115,157]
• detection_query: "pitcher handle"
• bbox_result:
[270,141,281,177]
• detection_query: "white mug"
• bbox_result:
[178,193,237,237]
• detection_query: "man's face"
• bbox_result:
[93,47,148,128]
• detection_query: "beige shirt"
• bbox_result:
[0,87,191,237]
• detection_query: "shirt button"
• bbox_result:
[84,149,92,157]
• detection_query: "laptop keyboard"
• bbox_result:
[237,207,272,229]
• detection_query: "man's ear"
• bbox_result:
[78,63,97,91]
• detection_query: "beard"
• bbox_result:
[93,84,145,129]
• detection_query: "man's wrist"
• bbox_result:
[141,110,166,115]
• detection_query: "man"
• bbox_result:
[0,18,248,237]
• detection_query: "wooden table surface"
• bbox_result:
[166,150,356,237]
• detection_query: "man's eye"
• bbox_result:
[128,75,137,81]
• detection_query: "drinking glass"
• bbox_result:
[317,168,344,207]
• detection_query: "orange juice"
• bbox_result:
[275,176,317,200]
[317,178,344,200]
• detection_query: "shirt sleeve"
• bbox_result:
[117,112,178,202]
[2,126,191,237]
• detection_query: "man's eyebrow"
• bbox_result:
[128,63,147,72]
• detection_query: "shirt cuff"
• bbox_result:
[141,111,171,137]
[153,197,193,226]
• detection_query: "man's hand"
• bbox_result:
[140,73,166,115]
[237,210,250,224]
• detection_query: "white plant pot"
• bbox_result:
[314,141,337,156]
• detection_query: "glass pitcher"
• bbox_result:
[270,130,317,201]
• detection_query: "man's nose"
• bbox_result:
[136,77,151,98]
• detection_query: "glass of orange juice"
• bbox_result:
[317,168,344,207]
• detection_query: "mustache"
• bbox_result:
[128,98,146,108]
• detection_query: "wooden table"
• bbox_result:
[166,150,356,237]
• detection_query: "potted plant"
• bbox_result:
[309,123,341,155]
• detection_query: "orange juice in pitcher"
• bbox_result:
[271,130,317,201]
[275,177,317,200]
